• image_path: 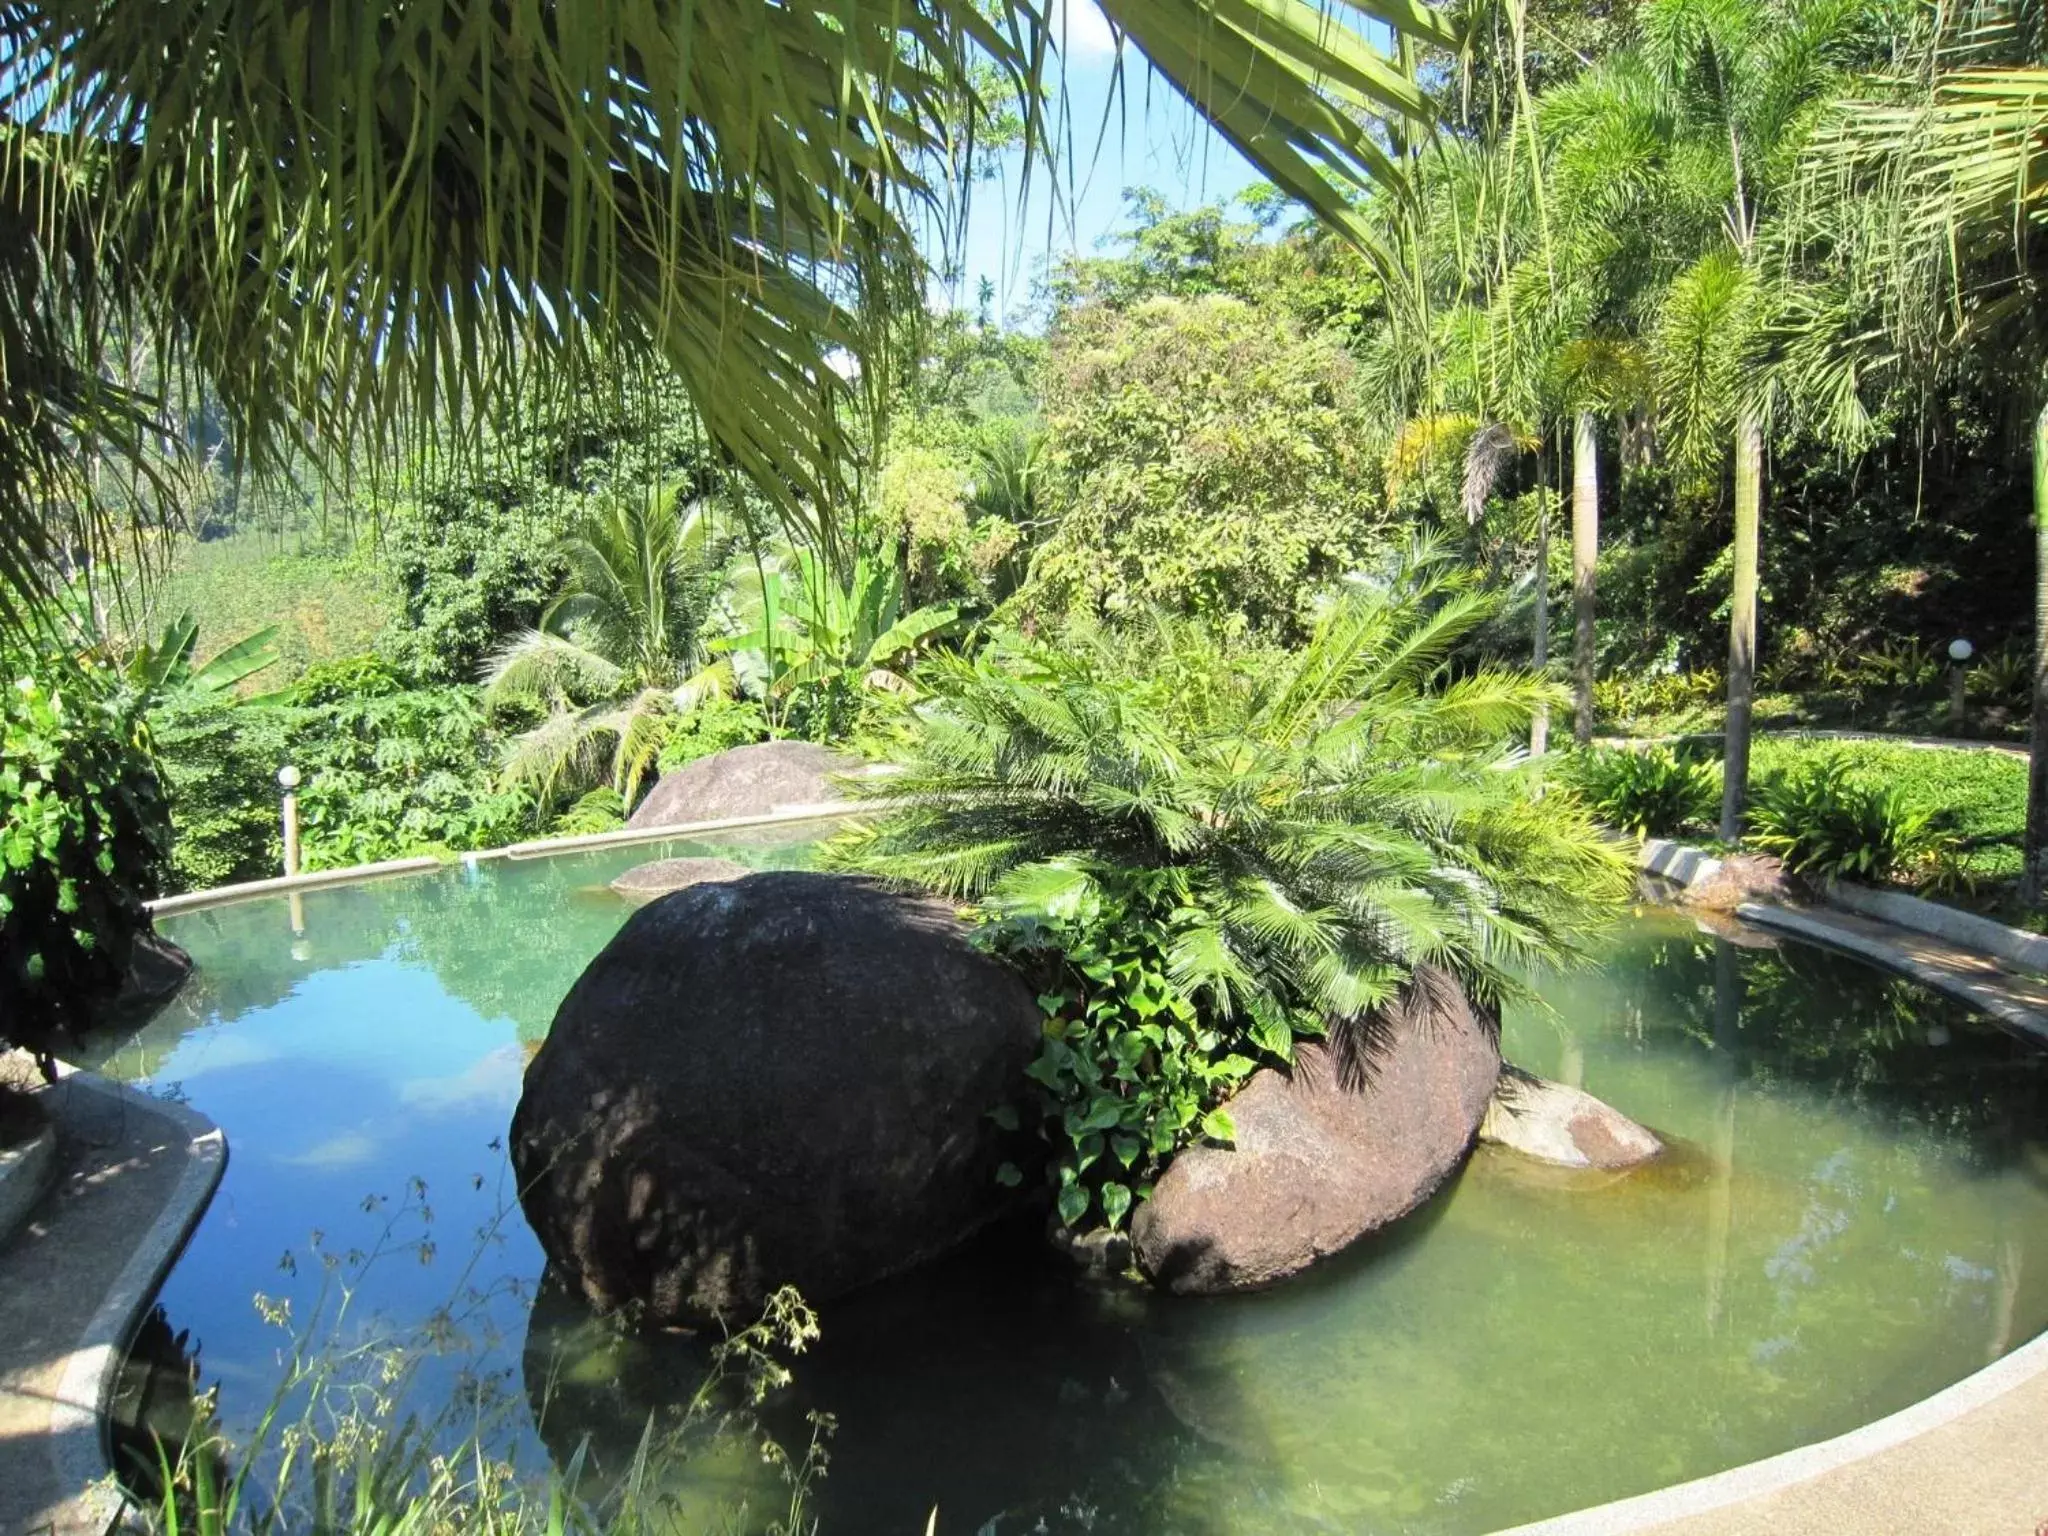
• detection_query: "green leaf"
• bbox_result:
[1056,1182,1091,1229]
[1201,1108,1238,1144]
[1112,1134,1141,1169]
[1099,1181,1132,1229]
[987,1103,1021,1132]
[995,1162,1024,1188]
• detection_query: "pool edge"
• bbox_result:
[45,1071,227,1535]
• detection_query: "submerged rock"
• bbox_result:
[607,857,751,903]
[1479,1069,1663,1170]
[1131,966,1500,1295]
[511,872,1042,1326]
[626,741,860,830]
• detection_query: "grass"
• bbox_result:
[117,528,399,690]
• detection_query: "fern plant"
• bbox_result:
[1749,756,1956,883]
[830,541,1634,1227]
[1571,744,1722,837]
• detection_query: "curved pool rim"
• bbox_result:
[124,819,2048,1535]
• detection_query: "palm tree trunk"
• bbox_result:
[1572,409,1599,745]
[1531,465,1551,758]
[1719,412,1764,842]
[2024,402,2048,905]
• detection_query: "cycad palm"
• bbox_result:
[486,487,733,811]
[832,541,1633,1035]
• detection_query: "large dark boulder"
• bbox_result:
[626,741,859,830]
[511,872,1043,1326]
[1131,966,1500,1294]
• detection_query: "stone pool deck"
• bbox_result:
[0,1064,224,1536]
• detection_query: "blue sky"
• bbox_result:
[925,0,1269,323]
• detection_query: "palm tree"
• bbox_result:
[486,485,733,810]
[1808,29,2048,897]
[1630,0,1882,838]
[0,0,1458,621]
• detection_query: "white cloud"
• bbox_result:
[1048,0,1119,59]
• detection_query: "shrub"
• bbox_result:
[150,698,288,892]
[653,694,769,776]
[1027,292,1387,640]
[832,541,1632,1229]
[979,869,1259,1229]
[1570,745,1721,837]
[551,787,627,837]
[1748,756,1955,882]
[1591,668,1725,725]
[1,653,168,1054]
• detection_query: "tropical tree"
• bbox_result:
[713,547,960,740]
[0,0,1458,621]
[486,486,735,811]
[1629,0,1893,836]
[1807,20,2048,897]
[837,538,1632,1020]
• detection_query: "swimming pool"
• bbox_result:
[88,839,2048,1534]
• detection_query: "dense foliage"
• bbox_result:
[1749,755,1958,884]
[0,646,167,1053]
[1569,745,1722,838]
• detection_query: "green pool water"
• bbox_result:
[91,841,2048,1535]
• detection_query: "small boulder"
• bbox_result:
[511,872,1042,1326]
[626,741,859,830]
[1479,1069,1662,1169]
[1131,966,1500,1295]
[608,857,751,903]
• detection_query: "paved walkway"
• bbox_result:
[0,1071,224,1536]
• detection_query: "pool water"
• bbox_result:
[91,844,2048,1535]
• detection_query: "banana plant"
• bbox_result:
[124,611,281,700]
[713,548,959,736]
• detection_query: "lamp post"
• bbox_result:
[1949,638,1974,736]
[278,764,302,877]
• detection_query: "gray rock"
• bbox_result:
[1479,1069,1663,1169]
[1682,852,1791,913]
[511,872,1043,1326]
[1131,966,1500,1294]
[608,857,751,903]
[626,741,859,830]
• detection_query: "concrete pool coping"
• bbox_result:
[0,1068,226,1536]
[144,800,860,917]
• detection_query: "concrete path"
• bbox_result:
[1736,900,2048,1045]
[0,1070,224,1536]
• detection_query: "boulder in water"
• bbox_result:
[1131,966,1499,1294]
[511,872,1042,1326]
[607,857,751,903]
[1479,1069,1663,1169]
